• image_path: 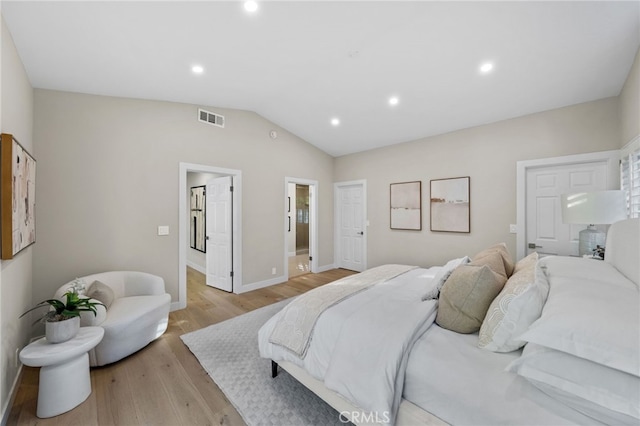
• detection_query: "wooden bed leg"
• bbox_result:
[271,360,278,378]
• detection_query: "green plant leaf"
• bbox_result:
[20,291,106,324]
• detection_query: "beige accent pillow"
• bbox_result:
[473,243,514,277]
[436,264,507,333]
[478,261,549,352]
[469,251,507,279]
[514,252,539,274]
[86,280,115,309]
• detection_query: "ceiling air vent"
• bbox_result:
[198,108,225,128]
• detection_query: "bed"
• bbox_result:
[258,218,639,426]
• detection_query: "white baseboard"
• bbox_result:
[316,263,336,273]
[170,300,185,311]
[233,264,338,294]
[186,261,206,274]
[1,364,23,426]
[234,275,286,294]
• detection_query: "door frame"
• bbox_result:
[334,180,367,271]
[284,177,318,280]
[515,150,619,261]
[178,162,243,309]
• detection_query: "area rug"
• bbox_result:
[181,299,346,426]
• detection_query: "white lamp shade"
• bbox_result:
[561,190,627,225]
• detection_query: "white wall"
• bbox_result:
[32,89,335,305]
[0,15,34,422]
[334,97,621,269]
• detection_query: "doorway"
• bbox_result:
[334,180,367,272]
[289,184,310,277]
[178,163,243,310]
[284,177,318,280]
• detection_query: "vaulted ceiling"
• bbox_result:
[3,1,639,156]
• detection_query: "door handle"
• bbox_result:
[357,231,364,235]
[528,243,542,249]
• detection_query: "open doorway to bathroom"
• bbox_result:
[289,184,310,277]
[284,176,318,281]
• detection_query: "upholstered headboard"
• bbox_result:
[605,218,640,285]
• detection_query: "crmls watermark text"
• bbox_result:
[339,411,391,424]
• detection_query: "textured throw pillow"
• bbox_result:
[86,280,115,309]
[513,251,539,274]
[422,256,470,301]
[478,261,549,352]
[436,264,507,333]
[473,243,514,277]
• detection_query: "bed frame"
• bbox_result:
[272,360,448,426]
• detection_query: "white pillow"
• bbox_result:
[478,260,549,352]
[422,256,470,301]
[508,343,639,424]
[520,256,640,376]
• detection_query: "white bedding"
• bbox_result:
[259,219,640,426]
[259,264,602,425]
[259,267,440,423]
[404,325,603,425]
[269,264,417,357]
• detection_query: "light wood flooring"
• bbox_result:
[7,267,355,426]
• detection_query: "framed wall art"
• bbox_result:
[430,176,470,233]
[190,185,206,253]
[390,181,422,230]
[1,133,36,259]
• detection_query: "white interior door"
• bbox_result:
[206,175,233,291]
[336,182,366,272]
[526,162,607,257]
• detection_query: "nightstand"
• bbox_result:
[19,327,104,418]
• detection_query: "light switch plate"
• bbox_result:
[158,226,170,236]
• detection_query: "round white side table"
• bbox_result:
[19,326,104,418]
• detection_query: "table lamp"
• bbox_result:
[561,190,627,257]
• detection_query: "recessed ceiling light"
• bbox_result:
[244,1,258,12]
[479,62,494,73]
[330,118,340,127]
[192,65,204,74]
[389,96,399,106]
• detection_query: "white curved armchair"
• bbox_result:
[55,271,171,367]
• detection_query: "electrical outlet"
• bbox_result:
[509,224,518,234]
[271,267,277,275]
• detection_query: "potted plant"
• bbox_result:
[20,286,104,344]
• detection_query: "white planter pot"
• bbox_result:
[45,316,80,344]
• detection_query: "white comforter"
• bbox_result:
[258,266,442,424]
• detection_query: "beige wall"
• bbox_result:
[32,90,335,304]
[334,97,621,269]
[620,46,640,146]
[0,15,34,420]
